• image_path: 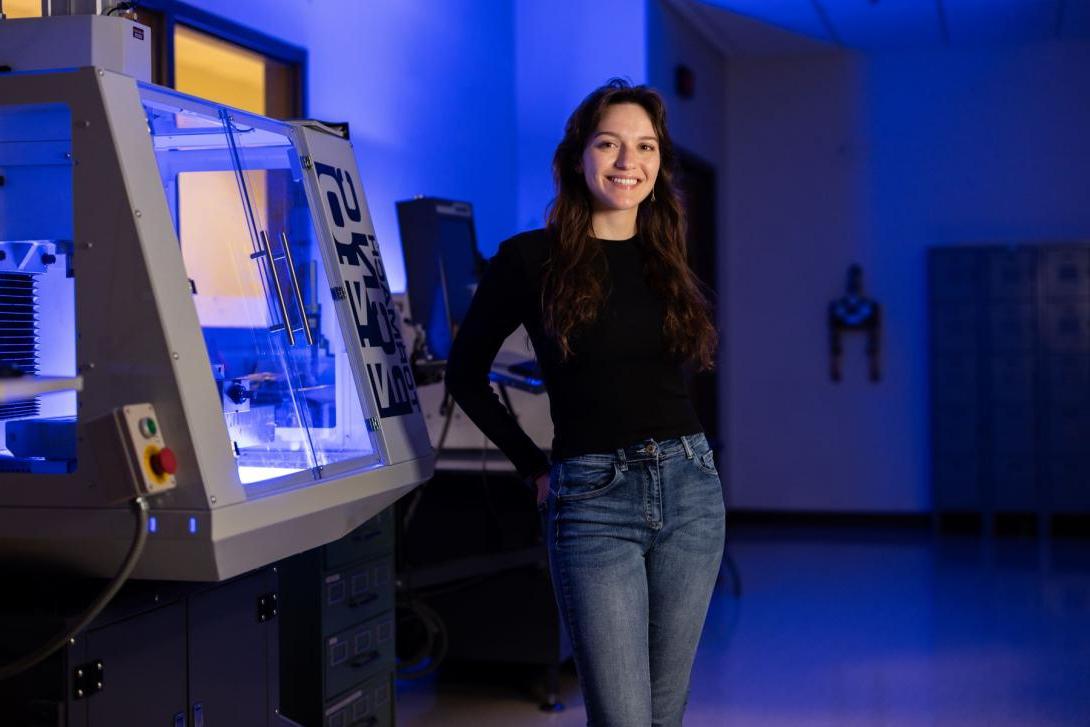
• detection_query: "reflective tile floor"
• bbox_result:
[396,527,1090,726]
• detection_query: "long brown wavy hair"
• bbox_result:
[542,79,717,370]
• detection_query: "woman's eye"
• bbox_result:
[641,144,657,152]
[597,141,616,149]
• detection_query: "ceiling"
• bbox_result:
[666,0,1090,55]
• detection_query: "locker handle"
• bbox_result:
[348,593,378,608]
[349,651,379,669]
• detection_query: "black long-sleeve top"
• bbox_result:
[444,228,702,480]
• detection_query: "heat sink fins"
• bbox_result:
[0,273,41,420]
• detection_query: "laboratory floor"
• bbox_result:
[396,524,1090,726]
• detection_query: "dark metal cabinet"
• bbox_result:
[189,571,281,724]
[83,600,188,726]
[0,569,281,727]
[929,244,1090,521]
[321,672,394,727]
[279,507,397,727]
[929,249,986,511]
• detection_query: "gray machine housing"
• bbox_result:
[0,17,433,582]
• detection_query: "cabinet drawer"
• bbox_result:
[326,509,395,570]
[1047,458,1090,510]
[990,403,1035,455]
[322,558,395,636]
[931,302,980,353]
[324,612,395,700]
[992,453,1038,511]
[988,302,1036,352]
[324,672,394,727]
[1041,300,1090,352]
[986,247,1036,301]
[988,353,1034,404]
[932,355,978,406]
[932,452,980,511]
[1043,407,1090,454]
[1043,355,1090,403]
[932,403,979,452]
[1039,247,1090,299]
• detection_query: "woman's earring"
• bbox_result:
[651,187,657,202]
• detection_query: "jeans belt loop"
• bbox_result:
[615,448,628,472]
[681,435,694,459]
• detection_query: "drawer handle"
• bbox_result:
[350,651,380,669]
[348,593,379,608]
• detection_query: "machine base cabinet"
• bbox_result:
[0,568,281,726]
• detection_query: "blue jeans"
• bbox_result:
[544,433,726,726]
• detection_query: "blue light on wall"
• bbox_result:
[697,1,1090,49]
[301,2,517,288]
[188,516,198,534]
[515,0,647,234]
[699,0,830,41]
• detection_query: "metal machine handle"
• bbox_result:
[280,232,314,346]
[257,230,294,346]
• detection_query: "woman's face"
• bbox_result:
[581,102,660,215]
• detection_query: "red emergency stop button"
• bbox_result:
[151,447,178,477]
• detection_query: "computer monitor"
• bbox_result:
[397,198,485,361]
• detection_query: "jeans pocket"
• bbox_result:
[557,458,623,501]
[694,448,718,476]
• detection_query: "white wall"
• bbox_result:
[647,0,726,168]
[725,41,1090,511]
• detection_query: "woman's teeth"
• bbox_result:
[608,177,638,187]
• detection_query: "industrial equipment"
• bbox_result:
[0,13,434,583]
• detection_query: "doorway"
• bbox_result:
[677,149,721,454]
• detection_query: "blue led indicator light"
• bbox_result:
[148,516,158,533]
[188,516,198,534]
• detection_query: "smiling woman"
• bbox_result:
[445,78,723,727]
[544,79,716,367]
[580,102,662,238]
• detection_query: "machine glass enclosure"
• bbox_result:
[139,85,378,487]
[0,102,78,475]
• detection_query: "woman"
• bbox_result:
[445,78,724,726]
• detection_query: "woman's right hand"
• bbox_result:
[534,471,551,508]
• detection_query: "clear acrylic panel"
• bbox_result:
[139,85,377,488]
